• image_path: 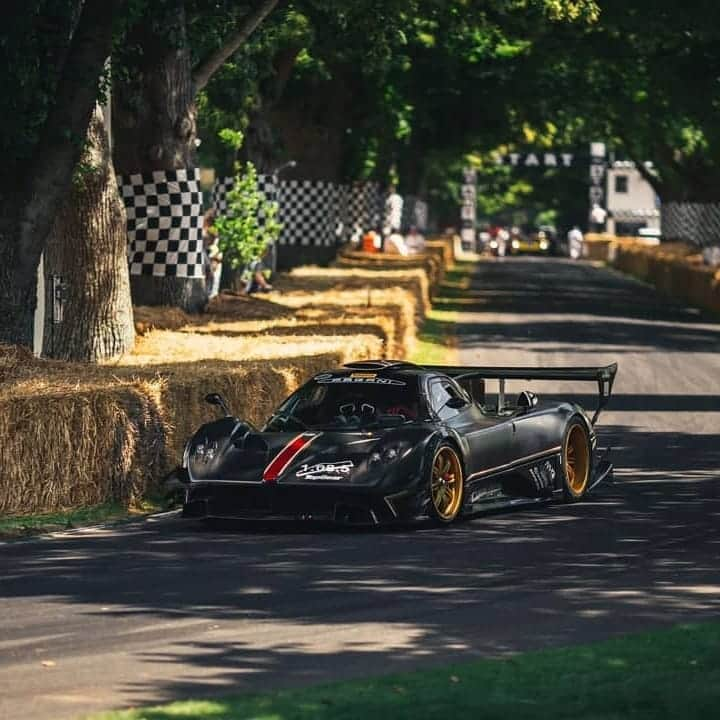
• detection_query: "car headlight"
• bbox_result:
[369,443,413,469]
[490,240,498,249]
[512,239,520,249]
[194,440,218,464]
[539,240,549,250]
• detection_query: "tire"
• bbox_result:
[427,444,465,524]
[562,418,592,501]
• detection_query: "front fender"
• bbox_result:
[419,428,468,485]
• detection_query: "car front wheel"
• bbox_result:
[428,444,465,524]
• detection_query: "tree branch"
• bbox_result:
[192,0,280,93]
[617,137,666,198]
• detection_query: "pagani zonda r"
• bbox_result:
[173,360,617,525]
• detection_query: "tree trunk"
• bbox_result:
[112,0,206,312]
[42,106,135,361]
[0,0,124,348]
[0,210,37,348]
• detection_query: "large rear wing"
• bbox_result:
[423,363,618,425]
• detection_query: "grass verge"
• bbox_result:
[0,497,165,539]
[410,264,474,365]
[87,621,720,720]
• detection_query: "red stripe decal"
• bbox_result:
[263,433,318,483]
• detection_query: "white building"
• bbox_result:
[605,160,660,236]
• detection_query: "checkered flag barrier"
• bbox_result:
[211,176,426,250]
[118,168,204,278]
[278,180,339,246]
[662,202,720,249]
[212,175,278,218]
[211,176,233,215]
[347,182,382,242]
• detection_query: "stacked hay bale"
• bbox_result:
[613,241,720,315]
[335,247,444,294]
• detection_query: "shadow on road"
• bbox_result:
[1,423,719,709]
[440,258,719,324]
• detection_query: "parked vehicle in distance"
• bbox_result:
[171,359,618,526]
[510,224,557,255]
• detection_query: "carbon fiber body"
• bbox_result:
[175,360,616,525]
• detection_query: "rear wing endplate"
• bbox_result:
[424,363,618,425]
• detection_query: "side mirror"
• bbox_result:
[205,392,231,417]
[516,390,538,413]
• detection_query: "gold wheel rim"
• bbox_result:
[431,447,463,520]
[565,424,589,495]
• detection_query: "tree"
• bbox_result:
[0,0,126,348]
[42,105,135,361]
[111,0,280,311]
[513,1,720,203]
[197,0,601,191]
[213,129,282,276]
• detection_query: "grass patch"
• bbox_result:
[411,308,458,365]
[0,498,165,539]
[410,264,474,365]
[87,621,720,720]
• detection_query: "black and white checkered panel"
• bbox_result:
[401,195,429,232]
[334,184,350,244]
[347,182,381,242]
[211,176,233,215]
[119,168,204,278]
[213,175,278,223]
[277,180,337,246]
[662,202,720,248]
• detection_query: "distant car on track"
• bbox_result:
[172,359,617,526]
[510,225,557,255]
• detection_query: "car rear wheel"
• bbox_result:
[562,420,591,501]
[428,444,464,524]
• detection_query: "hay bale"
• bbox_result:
[613,240,720,315]
[0,344,39,383]
[205,292,294,320]
[134,306,192,336]
[278,265,431,319]
[334,247,443,293]
[114,328,383,366]
[425,238,454,269]
[0,376,166,515]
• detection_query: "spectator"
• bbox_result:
[567,225,584,259]
[362,228,382,253]
[590,203,608,233]
[405,225,426,254]
[384,185,403,234]
[384,230,410,256]
[202,209,223,299]
[243,246,273,294]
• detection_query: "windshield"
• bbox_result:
[264,374,423,431]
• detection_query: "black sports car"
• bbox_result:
[174,359,617,525]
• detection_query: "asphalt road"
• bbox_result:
[2,257,720,720]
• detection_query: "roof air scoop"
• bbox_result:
[343,360,417,371]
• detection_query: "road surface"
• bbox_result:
[2,257,719,720]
